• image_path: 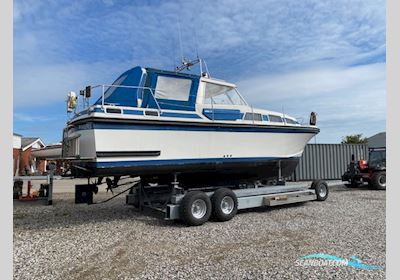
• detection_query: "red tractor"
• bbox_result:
[341,147,386,190]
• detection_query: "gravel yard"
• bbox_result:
[13,182,385,280]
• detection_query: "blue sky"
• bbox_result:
[13,0,386,144]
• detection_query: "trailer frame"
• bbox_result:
[124,180,328,225]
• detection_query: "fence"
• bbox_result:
[291,144,368,181]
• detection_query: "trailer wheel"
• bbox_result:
[311,180,329,201]
[180,191,212,226]
[371,172,386,190]
[211,188,238,222]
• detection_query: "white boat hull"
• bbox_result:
[63,119,317,186]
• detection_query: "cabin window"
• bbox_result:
[103,74,128,102]
[204,83,246,105]
[284,118,298,124]
[268,115,283,123]
[244,113,262,121]
[155,76,192,101]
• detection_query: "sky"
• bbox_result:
[13,0,386,144]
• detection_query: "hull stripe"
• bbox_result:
[96,151,161,157]
[93,156,298,168]
[73,121,318,134]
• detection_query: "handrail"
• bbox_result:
[93,84,162,113]
[234,88,249,106]
[211,97,215,121]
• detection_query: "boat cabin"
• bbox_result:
[85,66,299,125]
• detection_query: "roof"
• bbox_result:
[367,132,386,148]
[145,67,201,79]
[21,137,45,151]
[13,133,22,137]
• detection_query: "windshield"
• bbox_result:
[203,82,246,105]
[369,150,386,167]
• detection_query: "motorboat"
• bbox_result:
[62,59,319,188]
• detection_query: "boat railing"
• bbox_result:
[91,84,162,113]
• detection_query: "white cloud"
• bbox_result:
[14,113,55,122]
[13,0,386,143]
[238,63,386,103]
[13,60,132,107]
[237,63,386,142]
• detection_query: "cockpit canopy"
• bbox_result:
[95,66,247,111]
[96,66,201,111]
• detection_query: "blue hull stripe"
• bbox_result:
[74,108,201,119]
[124,109,144,115]
[160,112,201,119]
[88,122,317,134]
[94,157,298,168]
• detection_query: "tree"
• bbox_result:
[341,134,368,144]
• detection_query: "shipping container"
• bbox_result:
[290,144,368,181]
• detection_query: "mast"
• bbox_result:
[175,57,210,78]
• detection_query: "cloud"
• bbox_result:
[13,60,130,107]
[14,113,56,123]
[13,0,386,143]
[238,63,385,103]
[237,63,386,142]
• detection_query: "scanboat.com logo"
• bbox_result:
[297,253,384,270]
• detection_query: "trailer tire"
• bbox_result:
[181,191,212,226]
[371,172,386,190]
[311,180,329,201]
[211,188,238,222]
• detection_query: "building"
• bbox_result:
[367,132,386,148]
[13,134,46,176]
[13,133,22,176]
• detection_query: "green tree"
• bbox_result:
[341,134,368,144]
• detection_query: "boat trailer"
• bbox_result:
[73,161,329,226]
[122,179,328,226]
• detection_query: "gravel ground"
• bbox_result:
[13,183,385,280]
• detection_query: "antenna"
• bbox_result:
[174,18,211,77]
[175,57,200,72]
[194,28,200,59]
[203,59,211,78]
[178,19,184,63]
[172,34,177,70]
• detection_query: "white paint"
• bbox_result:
[70,127,314,163]
[22,138,45,151]
[13,134,21,149]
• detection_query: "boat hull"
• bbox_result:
[64,118,317,186]
[71,157,300,187]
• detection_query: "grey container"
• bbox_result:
[290,144,368,181]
